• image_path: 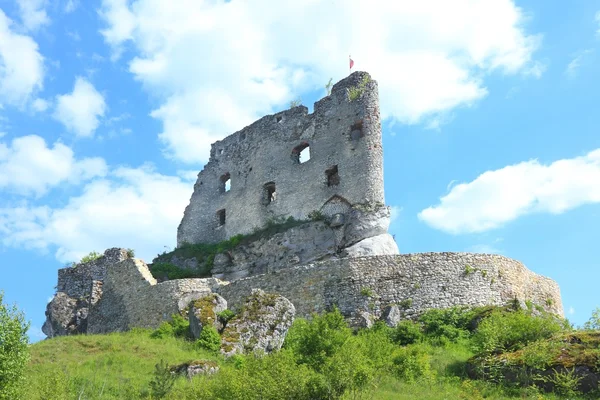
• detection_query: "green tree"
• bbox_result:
[583,307,600,330]
[0,291,30,400]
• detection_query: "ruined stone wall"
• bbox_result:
[45,249,563,336]
[217,253,564,325]
[177,71,384,245]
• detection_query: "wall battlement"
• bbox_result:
[177,71,384,245]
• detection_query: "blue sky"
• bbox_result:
[0,1,599,342]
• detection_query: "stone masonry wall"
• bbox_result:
[218,253,564,325]
[177,71,384,245]
[45,249,563,336]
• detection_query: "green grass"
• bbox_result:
[25,329,218,399]
[24,306,598,400]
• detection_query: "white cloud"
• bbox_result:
[0,165,192,263]
[16,0,49,32]
[31,98,49,112]
[99,0,543,164]
[565,49,594,79]
[569,306,575,315]
[0,135,107,196]
[419,149,600,234]
[54,77,107,137]
[0,10,44,107]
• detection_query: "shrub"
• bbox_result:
[0,292,30,400]
[419,306,474,343]
[392,345,433,382]
[217,309,235,325]
[284,308,352,371]
[472,310,565,354]
[197,326,221,352]
[149,359,175,399]
[347,75,370,101]
[150,314,190,339]
[391,320,423,345]
[360,287,374,297]
[126,248,135,258]
[80,251,102,264]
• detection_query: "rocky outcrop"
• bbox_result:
[42,292,89,337]
[170,360,219,379]
[189,294,228,338]
[220,289,295,357]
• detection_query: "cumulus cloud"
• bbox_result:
[389,206,402,225]
[418,149,600,234]
[0,165,192,263]
[99,0,543,164]
[16,0,50,31]
[31,98,49,112]
[0,10,44,107]
[0,135,107,196]
[54,77,107,137]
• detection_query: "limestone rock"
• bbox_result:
[189,294,228,339]
[381,305,402,327]
[220,289,295,357]
[355,310,374,328]
[42,292,88,338]
[344,206,391,245]
[170,360,219,379]
[343,233,399,257]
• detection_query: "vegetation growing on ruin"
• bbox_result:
[150,216,310,280]
[347,74,371,101]
[21,304,600,399]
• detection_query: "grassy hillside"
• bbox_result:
[24,306,599,400]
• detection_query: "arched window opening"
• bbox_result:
[263,182,276,205]
[292,142,310,164]
[219,173,231,193]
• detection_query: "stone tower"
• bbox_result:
[177,71,386,246]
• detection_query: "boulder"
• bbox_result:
[220,289,295,356]
[344,205,391,245]
[381,305,402,327]
[170,360,219,379]
[189,294,228,339]
[343,233,399,257]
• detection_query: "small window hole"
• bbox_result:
[276,115,283,123]
[219,173,231,193]
[263,182,276,205]
[326,165,340,187]
[292,142,310,164]
[216,209,226,226]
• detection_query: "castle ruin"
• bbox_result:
[43,72,563,338]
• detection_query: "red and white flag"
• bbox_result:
[349,55,354,70]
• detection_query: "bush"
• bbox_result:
[392,345,433,383]
[419,307,474,343]
[472,310,565,354]
[391,320,423,345]
[284,308,352,371]
[197,326,221,352]
[80,251,102,264]
[0,292,30,400]
[150,314,190,339]
[217,309,235,325]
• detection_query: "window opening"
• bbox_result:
[216,209,226,226]
[292,142,310,164]
[219,173,231,193]
[263,182,276,205]
[326,165,340,187]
